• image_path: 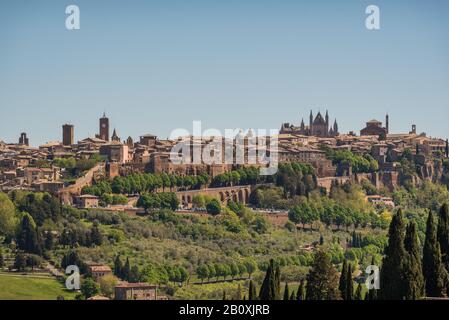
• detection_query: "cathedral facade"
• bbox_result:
[280,110,339,137]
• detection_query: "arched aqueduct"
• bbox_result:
[176,185,251,208]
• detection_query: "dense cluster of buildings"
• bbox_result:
[1,111,448,201]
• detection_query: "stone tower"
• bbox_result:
[19,132,29,146]
[62,124,74,146]
[386,114,389,134]
[99,113,109,142]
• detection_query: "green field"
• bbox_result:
[0,273,77,300]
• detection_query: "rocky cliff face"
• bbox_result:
[417,159,443,183]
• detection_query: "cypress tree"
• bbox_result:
[123,257,131,281]
[345,263,354,300]
[423,211,447,297]
[437,204,449,271]
[44,231,54,251]
[114,255,123,278]
[355,283,363,300]
[290,291,296,300]
[367,256,378,301]
[222,290,226,300]
[259,259,277,300]
[248,280,257,300]
[17,213,42,256]
[306,250,340,300]
[275,264,281,300]
[339,259,348,299]
[297,279,305,301]
[129,265,140,283]
[403,221,425,299]
[283,282,289,301]
[380,209,407,299]
[90,221,103,246]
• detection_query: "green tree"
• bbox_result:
[283,282,290,301]
[197,265,209,283]
[192,195,206,209]
[230,262,239,279]
[403,221,425,300]
[129,265,140,283]
[437,204,449,272]
[81,277,99,299]
[339,259,348,299]
[355,283,363,300]
[0,192,18,236]
[44,231,54,251]
[244,259,257,279]
[123,257,131,281]
[206,199,221,215]
[306,251,340,300]
[248,280,257,300]
[98,274,118,298]
[90,221,103,246]
[345,263,354,300]
[423,211,447,297]
[14,253,27,271]
[297,279,306,301]
[114,255,123,279]
[17,213,42,255]
[259,259,279,300]
[380,209,407,300]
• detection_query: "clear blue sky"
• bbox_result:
[0,0,448,146]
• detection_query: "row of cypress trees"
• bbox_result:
[338,257,375,300]
[380,204,449,299]
[253,252,339,300]
[244,204,449,300]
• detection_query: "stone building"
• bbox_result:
[87,264,112,280]
[114,282,158,300]
[75,194,99,208]
[99,142,129,164]
[360,116,389,136]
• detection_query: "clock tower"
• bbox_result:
[99,112,109,141]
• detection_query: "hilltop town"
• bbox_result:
[1,111,447,207]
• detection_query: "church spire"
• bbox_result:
[111,128,120,142]
[309,110,313,133]
[333,119,339,136]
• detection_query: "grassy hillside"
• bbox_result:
[0,273,77,300]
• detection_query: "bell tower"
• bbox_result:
[99,113,109,141]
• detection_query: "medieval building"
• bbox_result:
[280,110,339,137]
[360,114,389,136]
